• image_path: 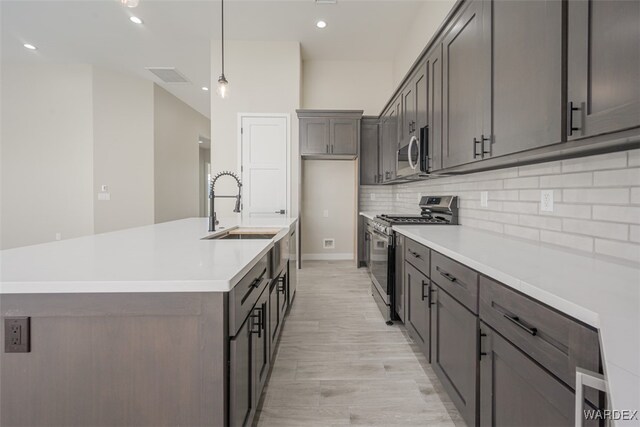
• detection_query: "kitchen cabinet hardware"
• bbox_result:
[473,137,482,159]
[274,209,285,214]
[429,287,436,306]
[567,101,581,136]
[438,269,457,283]
[421,280,428,301]
[504,313,537,336]
[408,249,421,259]
[481,134,491,156]
[326,144,329,153]
[250,269,267,289]
[250,307,263,338]
[479,329,487,360]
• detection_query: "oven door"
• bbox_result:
[396,135,420,178]
[369,228,391,303]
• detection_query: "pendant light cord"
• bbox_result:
[221,0,225,77]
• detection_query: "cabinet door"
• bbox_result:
[431,286,478,426]
[330,118,358,155]
[427,44,443,172]
[382,102,399,182]
[360,119,379,184]
[414,61,428,136]
[568,0,640,139]
[253,289,270,404]
[278,274,288,324]
[402,82,415,146]
[269,282,280,357]
[492,0,562,156]
[229,314,254,427]
[405,262,431,359]
[442,0,491,168]
[300,117,330,155]
[480,324,599,427]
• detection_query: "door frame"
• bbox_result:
[237,113,292,219]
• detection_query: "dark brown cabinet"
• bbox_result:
[360,117,380,184]
[442,0,491,169]
[480,324,598,427]
[298,110,363,159]
[431,285,478,426]
[491,0,563,157]
[230,285,269,427]
[380,96,401,182]
[405,261,431,359]
[567,0,640,140]
[426,44,443,171]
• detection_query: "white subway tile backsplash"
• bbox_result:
[504,176,539,189]
[628,149,640,167]
[561,151,627,172]
[519,214,562,231]
[504,224,540,241]
[562,219,628,241]
[540,230,594,252]
[518,161,562,177]
[540,172,592,188]
[595,239,640,263]
[593,168,640,187]
[501,201,539,214]
[563,188,629,204]
[592,205,640,224]
[360,150,639,263]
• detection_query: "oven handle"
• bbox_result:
[371,229,389,240]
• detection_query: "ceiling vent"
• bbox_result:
[315,0,337,4]
[145,67,190,83]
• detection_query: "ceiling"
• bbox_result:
[1,0,428,118]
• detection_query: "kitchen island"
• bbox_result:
[0,217,298,427]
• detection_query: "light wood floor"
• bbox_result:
[256,261,464,427]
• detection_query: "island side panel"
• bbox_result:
[0,292,227,427]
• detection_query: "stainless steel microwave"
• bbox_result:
[396,125,429,179]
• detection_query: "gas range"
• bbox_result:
[371,195,458,235]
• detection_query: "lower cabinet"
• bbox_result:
[230,285,269,427]
[430,285,478,426]
[404,261,431,359]
[479,324,599,427]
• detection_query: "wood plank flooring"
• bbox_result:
[256,261,464,427]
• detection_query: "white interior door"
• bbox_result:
[240,115,288,219]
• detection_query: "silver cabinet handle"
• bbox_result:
[574,368,607,427]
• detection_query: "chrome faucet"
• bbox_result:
[209,171,242,232]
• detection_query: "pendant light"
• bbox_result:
[216,0,229,99]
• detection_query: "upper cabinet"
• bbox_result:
[567,0,640,140]
[426,44,443,172]
[359,117,380,185]
[298,110,363,159]
[402,61,428,150]
[441,0,491,169]
[380,96,401,183]
[491,0,563,156]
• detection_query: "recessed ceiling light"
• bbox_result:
[129,16,143,24]
[316,20,327,29]
[199,140,203,144]
[23,43,37,50]
[202,87,209,91]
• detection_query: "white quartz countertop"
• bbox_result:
[392,225,640,423]
[359,211,379,220]
[1,217,297,294]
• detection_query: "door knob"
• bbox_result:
[275,209,285,215]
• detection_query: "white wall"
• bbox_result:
[210,41,301,217]
[302,60,393,115]
[93,67,155,234]
[1,64,94,249]
[300,60,392,258]
[392,0,456,86]
[154,85,211,223]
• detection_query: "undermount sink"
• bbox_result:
[203,228,280,240]
[217,233,276,240]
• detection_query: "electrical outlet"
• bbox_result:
[323,238,335,249]
[323,209,329,218]
[541,190,554,212]
[5,317,30,353]
[370,193,376,201]
[55,232,62,241]
[480,191,489,208]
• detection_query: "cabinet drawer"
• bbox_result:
[229,254,270,337]
[405,238,430,276]
[479,276,600,398]
[431,251,478,313]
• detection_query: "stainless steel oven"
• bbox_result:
[368,221,394,324]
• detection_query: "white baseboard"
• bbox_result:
[302,253,354,261]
